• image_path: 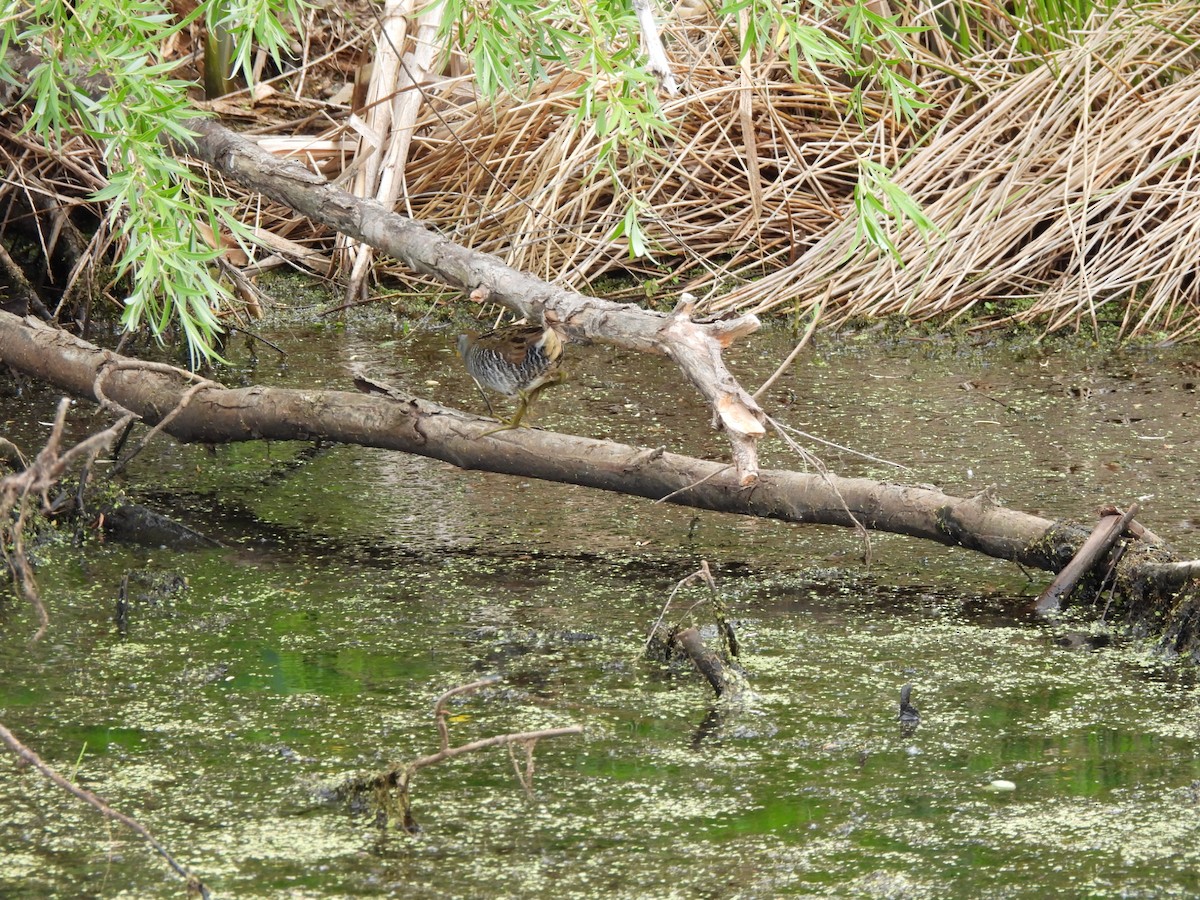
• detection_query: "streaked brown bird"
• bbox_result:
[456,323,564,431]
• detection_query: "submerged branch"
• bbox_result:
[0,721,212,897]
[344,677,583,831]
[673,626,738,698]
[647,561,745,700]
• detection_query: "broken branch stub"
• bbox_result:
[1035,504,1140,614]
[656,294,765,484]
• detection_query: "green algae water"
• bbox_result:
[2,324,1199,898]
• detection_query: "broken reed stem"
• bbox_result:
[0,721,211,898]
[752,292,823,401]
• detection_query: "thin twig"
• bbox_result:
[432,675,501,752]
[0,400,135,641]
[768,415,910,472]
[645,563,709,650]
[768,417,875,565]
[0,721,212,898]
[752,292,823,401]
[652,465,733,505]
[108,377,221,476]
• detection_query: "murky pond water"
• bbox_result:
[2,315,1200,897]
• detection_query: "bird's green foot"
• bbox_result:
[474,397,529,437]
[477,420,519,437]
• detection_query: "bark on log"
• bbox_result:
[2,309,1199,657]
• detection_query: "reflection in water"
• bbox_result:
[0,328,1198,897]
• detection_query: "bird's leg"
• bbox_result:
[477,419,518,438]
[516,370,566,424]
[542,370,568,393]
[477,422,517,437]
[509,390,533,427]
[470,377,499,419]
[475,392,530,437]
[474,372,566,437]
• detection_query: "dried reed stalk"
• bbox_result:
[8,0,1200,339]
[714,3,1200,341]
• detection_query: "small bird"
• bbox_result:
[898,683,920,729]
[456,323,564,431]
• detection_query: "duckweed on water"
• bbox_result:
[2,329,1200,897]
[3,543,1199,898]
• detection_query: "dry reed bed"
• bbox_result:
[388,62,878,289]
[713,3,1200,339]
[6,1,1200,339]
[356,2,1200,338]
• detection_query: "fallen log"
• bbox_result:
[3,308,1199,658]
[0,309,1108,563]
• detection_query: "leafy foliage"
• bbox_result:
[437,0,941,260]
[1,0,303,364]
[438,0,577,97]
[851,157,940,260]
